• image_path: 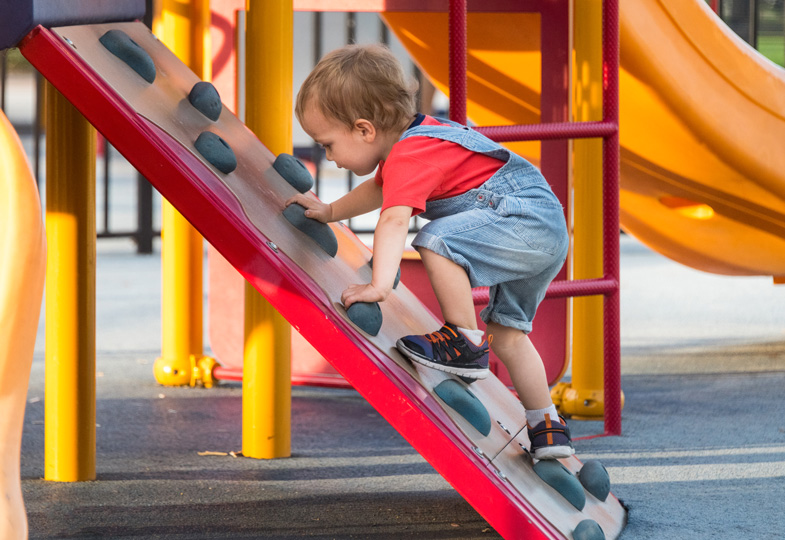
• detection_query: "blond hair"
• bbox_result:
[296,43,417,133]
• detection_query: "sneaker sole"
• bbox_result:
[396,339,490,380]
[532,445,575,460]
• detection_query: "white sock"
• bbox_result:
[526,405,561,428]
[457,326,485,346]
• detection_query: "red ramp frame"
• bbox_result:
[19,22,625,540]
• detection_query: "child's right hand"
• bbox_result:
[284,193,333,223]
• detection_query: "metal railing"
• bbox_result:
[443,0,621,435]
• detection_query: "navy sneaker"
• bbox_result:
[527,414,574,460]
[396,322,491,379]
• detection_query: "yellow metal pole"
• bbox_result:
[242,0,292,459]
[552,0,622,418]
[44,83,96,481]
[153,0,216,387]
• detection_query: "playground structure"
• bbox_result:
[1,1,628,538]
[3,0,785,538]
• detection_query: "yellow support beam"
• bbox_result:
[242,0,293,459]
[153,0,215,387]
[44,83,97,482]
[552,0,623,418]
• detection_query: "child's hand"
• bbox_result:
[341,283,389,308]
[284,193,332,223]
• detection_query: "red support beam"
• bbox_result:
[476,121,618,142]
[448,0,467,124]
[601,0,622,436]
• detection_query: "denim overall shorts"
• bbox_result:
[404,121,569,333]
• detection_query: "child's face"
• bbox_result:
[300,100,383,177]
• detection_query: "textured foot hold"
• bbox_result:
[573,519,605,540]
[273,154,314,193]
[433,379,491,436]
[194,132,237,174]
[368,256,400,289]
[99,29,156,83]
[533,460,586,510]
[578,460,611,502]
[189,81,222,121]
[346,301,382,336]
[282,203,338,257]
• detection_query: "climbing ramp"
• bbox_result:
[18,22,625,540]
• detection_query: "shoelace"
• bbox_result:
[424,326,492,362]
[424,325,459,344]
[424,327,462,360]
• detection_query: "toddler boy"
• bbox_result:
[286,44,572,459]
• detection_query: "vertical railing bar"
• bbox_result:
[448,0,467,124]
[345,12,356,230]
[34,71,43,186]
[312,11,322,198]
[1,49,6,111]
[103,140,111,233]
[602,0,622,436]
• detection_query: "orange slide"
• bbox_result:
[383,0,785,277]
[0,110,46,538]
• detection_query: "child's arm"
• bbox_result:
[285,178,383,223]
[342,205,412,308]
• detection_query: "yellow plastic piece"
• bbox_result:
[242,0,293,459]
[44,83,97,482]
[0,110,46,539]
[383,0,785,277]
[154,0,216,387]
[552,383,626,421]
[192,355,218,389]
[554,0,613,419]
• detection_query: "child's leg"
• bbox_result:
[419,248,477,330]
[485,322,552,410]
[396,248,490,379]
[487,321,573,459]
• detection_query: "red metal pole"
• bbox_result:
[448,0,467,124]
[476,120,617,142]
[602,0,622,436]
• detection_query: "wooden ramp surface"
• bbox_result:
[19,22,625,540]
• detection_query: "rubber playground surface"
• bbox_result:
[20,235,785,540]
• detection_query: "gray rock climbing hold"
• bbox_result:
[433,379,491,436]
[573,519,605,540]
[282,203,338,257]
[194,131,236,174]
[533,459,586,510]
[579,460,611,502]
[346,301,382,336]
[99,29,156,83]
[273,153,314,193]
[189,81,222,121]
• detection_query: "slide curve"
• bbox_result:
[383,0,785,277]
[0,110,46,540]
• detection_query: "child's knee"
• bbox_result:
[486,322,524,352]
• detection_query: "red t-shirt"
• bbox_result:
[374,116,504,215]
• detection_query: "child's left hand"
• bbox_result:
[341,283,389,308]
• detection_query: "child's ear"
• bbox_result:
[354,119,376,141]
